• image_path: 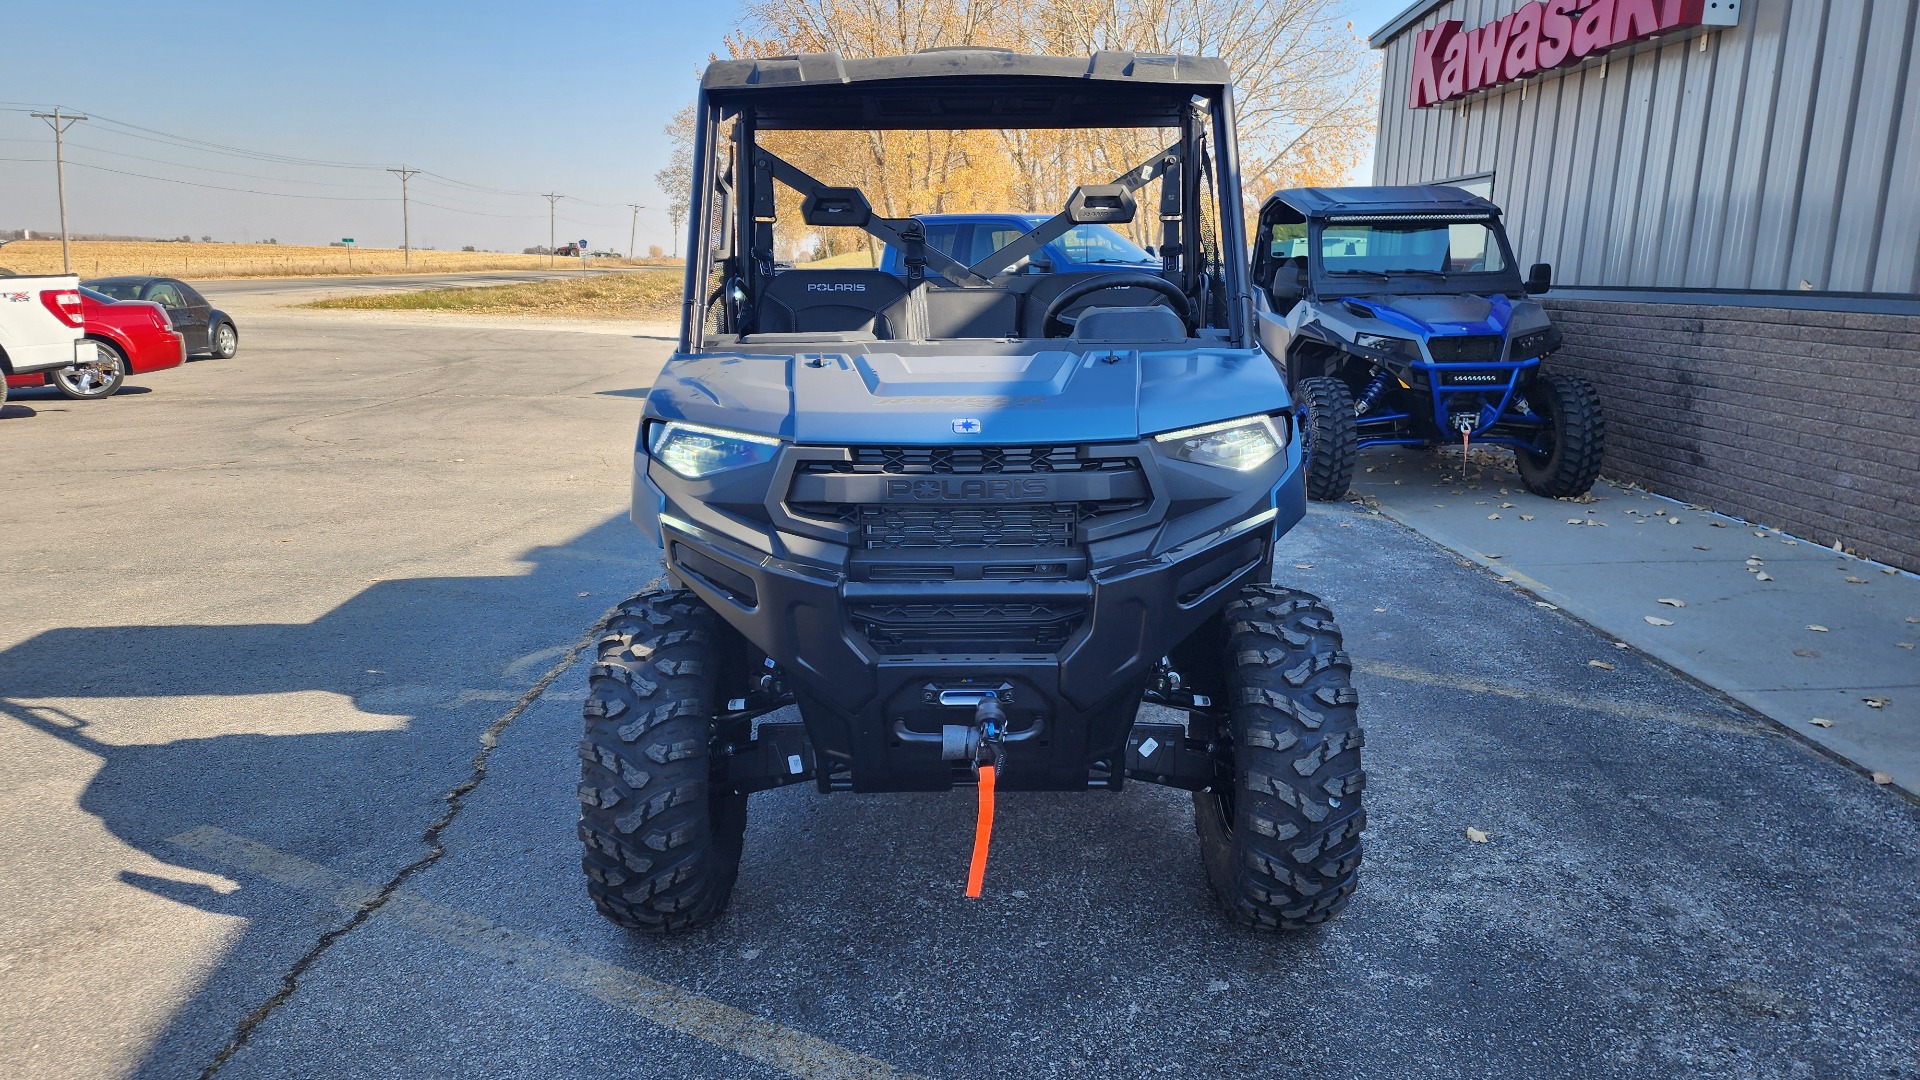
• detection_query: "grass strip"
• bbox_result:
[300,272,683,319]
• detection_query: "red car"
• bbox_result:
[3,286,186,400]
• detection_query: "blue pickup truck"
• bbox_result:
[878,213,1161,276]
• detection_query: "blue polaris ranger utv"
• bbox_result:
[578,50,1365,933]
[1250,186,1605,500]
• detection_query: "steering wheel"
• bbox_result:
[1041,272,1194,338]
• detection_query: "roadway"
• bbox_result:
[191,267,678,309]
[0,311,1914,1080]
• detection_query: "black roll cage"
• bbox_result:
[677,75,1254,350]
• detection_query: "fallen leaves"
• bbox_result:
[1613,641,1631,649]
[1500,502,1514,508]
[1536,601,1559,610]
[1810,717,1834,728]
[1294,563,1314,570]
[1486,553,1505,560]
[1693,544,1711,551]
[1465,827,1489,843]
[1872,772,1893,786]
[1899,642,1915,650]
[1708,520,1727,528]
[1864,696,1890,709]
[1844,576,1868,584]
[1657,598,1686,608]
[1668,517,1681,524]
[1588,660,1614,670]
[1519,514,1534,521]
[1755,572,1774,581]
[1644,615,1675,626]
[1793,649,1820,658]
[1807,624,1830,632]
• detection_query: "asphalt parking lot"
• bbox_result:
[2,311,1915,1080]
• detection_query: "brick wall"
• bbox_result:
[1540,298,1919,571]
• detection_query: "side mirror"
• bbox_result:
[1525,262,1552,295]
[1026,257,1054,274]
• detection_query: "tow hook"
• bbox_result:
[965,696,1006,899]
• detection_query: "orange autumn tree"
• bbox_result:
[707,0,1376,261]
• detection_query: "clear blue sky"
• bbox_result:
[1,0,1405,254]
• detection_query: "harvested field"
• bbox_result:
[299,271,683,320]
[0,239,675,280]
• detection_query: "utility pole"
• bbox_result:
[387,165,421,268]
[543,194,563,267]
[628,204,646,259]
[30,108,88,274]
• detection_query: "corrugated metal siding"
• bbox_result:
[1371,0,1920,295]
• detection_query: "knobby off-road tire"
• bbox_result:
[577,589,747,933]
[1195,586,1365,929]
[1514,371,1605,498]
[1298,376,1358,502]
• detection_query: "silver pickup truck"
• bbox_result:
[0,270,92,409]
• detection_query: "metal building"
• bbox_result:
[1367,0,1920,569]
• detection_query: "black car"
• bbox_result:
[83,277,238,359]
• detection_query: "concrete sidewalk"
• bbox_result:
[1354,447,1918,795]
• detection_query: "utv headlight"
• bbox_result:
[648,420,783,479]
[1153,414,1287,471]
[1355,332,1418,357]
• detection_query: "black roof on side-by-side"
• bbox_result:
[1268,185,1502,217]
[700,49,1232,91]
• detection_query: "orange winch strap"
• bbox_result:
[966,764,996,898]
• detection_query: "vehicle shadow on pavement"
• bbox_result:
[0,514,653,1079]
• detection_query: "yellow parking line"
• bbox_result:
[168,826,925,1080]
[1351,659,1762,735]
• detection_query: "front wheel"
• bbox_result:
[1514,371,1605,498]
[210,321,239,359]
[54,340,127,400]
[1297,376,1358,502]
[577,590,748,933]
[1195,586,1365,930]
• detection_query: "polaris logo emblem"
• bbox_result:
[886,478,1050,502]
[952,418,982,434]
[805,282,867,293]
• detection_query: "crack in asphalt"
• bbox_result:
[195,599,629,1079]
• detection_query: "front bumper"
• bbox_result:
[638,437,1304,791]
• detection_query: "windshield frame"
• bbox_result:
[679,74,1253,352]
[1306,213,1524,299]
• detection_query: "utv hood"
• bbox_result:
[647,349,1292,445]
[1349,293,1515,337]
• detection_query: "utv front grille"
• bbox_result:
[851,600,1084,655]
[848,504,1078,549]
[1427,335,1505,362]
[832,445,1111,474]
[787,445,1150,551]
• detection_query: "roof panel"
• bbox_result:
[701,50,1231,91]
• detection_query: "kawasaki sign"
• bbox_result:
[1408,0,1738,108]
